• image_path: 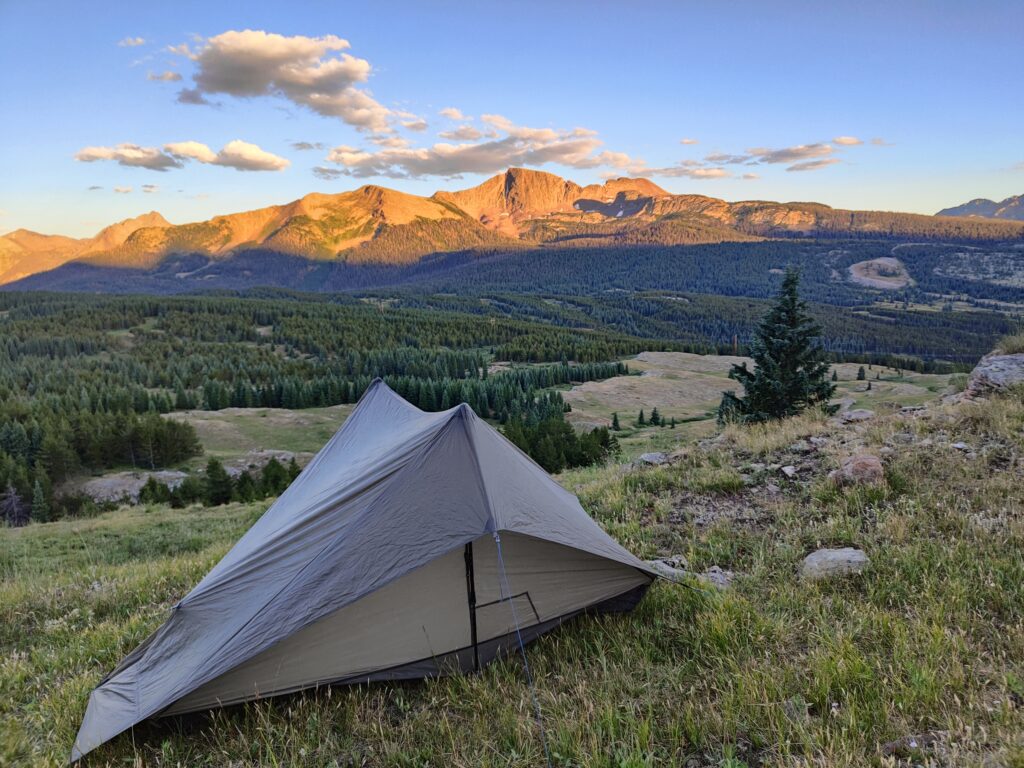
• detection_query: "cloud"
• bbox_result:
[87,185,103,191]
[786,158,840,172]
[401,119,428,132]
[631,164,731,179]
[704,152,751,165]
[113,186,133,193]
[173,30,391,132]
[142,184,159,193]
[833,136,863,146]
[312,166,346,180]
[439,107,469,120]
[176,87,216,106]
[75,143,183,171]
[76,140,289,172]
[292,141,326,151]
[748,143,834,164]
[322,115,637,179]
[166,139,290,171]
[437,125,486,141]
[742,173,760,180]
[680,138,699,145]
[148,71,182,82]
[118,37,145,47]
[871,137,893,146]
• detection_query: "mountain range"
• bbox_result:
[3,168,1023,290]
[937,194,1024,221]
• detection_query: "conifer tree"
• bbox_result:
[637,409,646,426]
[857,366,866,381]
[718,269,836,423]
[0,484,28,527]
[203,458,234,506]
[831,369,838,382]
[31,480,49,523]
[611,412,621,431]
[650,407,661,426]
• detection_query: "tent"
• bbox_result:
[72,379,656,760]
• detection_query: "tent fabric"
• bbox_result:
[72,379,656,761]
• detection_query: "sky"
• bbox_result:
[1,0,1022,238]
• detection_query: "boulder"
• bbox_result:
[966,353,1024,397]
[840,409,875,423]
[801,547,869,581]
[829,454,884,486]
[638,451,668,466]
[647,555,688,582]
[780,465,798,479]
[698,566,734,590]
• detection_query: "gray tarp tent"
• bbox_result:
[72,379,656,760]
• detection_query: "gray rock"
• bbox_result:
[788,440,812,453]
[638,452,668,466]
[951,442,971,451]
[967,353,1024,397]
[841,409,875,423]
[809,436,829,449]
[829,454,884,486]
[698,566,734,590]
[888,431,915,445]
[766,483,781,495]
[780,465,798,479]
[801,547,870,581]
[646,556,688,582]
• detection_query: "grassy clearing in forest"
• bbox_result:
[3,390,1022,767]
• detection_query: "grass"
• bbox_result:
[996,332,1024,355]
[3,391,1024,766]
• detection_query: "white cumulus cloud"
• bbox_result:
[439,107,469,120]
[76,140,289,172]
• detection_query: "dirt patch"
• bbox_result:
[848,257,912,289]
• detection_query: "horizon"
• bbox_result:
[2,0,1023,238]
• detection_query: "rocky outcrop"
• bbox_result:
[964,353,1024,397]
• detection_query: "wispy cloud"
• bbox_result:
[438,125,487,141]
[401,119,428,132]
[76,140,289,172]
[142,184,159,193]
[113,186,133,193]
[117,37,145,48]
[176,87,216,106]
[439,107,469,120]
[680,138,699,145]
[322,114,636,179]
[871,137,893,146]
[786,158,841,172]
[748,143,834,165]
[833,136,863,146]
[292,141,326,151]
[87,185,103,191]
[170,30,392,133]
[147,71,182,82]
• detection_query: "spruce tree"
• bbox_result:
[857,366,866,381]
[203,458,234,506]
[718,268,836,423]
[650,407,661,426]
[611,412,621,431]
[31,480,49,523]
[831,369,838,382]
[637,409,646,426]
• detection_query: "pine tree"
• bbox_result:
[203,458,234,506]
[857,366,866,381]
[718,269,836,423]
[650,407,661,426]
[670,417,677,429]
[637,409,646,426]
[234,471,257,503]
[31,480,49,523]
[611,412,621,431]
[831,369,838,382]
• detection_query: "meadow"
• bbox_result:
[4,381,1022,767]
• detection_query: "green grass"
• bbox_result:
[3,393,1023,766]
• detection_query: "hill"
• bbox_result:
[5,170,1024,290]
[4,349,1022,765]
[938,194,1024,221]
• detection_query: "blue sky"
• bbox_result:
[1,0,1022,237]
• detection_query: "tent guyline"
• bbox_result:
[71,379,657,761]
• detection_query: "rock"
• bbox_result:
[880,731,944,759]
[888,431,915,445]
[809,436,829,449]
[801,547,870,581]
[780,465,798,479]
[646,556,688,582]
[841,409,875,423]
[829,454,884,486]
[78,470,188,504]
[765,483,781,495]
[698,566,734,590]
[900,404,926,413]
[878,446,895,457]
[788,440,812,453]
[638,452,668,466]
[746,462,767,472]
[951,441,971,451]
[966,353,1024,397]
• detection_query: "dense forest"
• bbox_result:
[0,285,1018,524]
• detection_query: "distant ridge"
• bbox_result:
[937,194,1024,221]
[4,168,1024,288]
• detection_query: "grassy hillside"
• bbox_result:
[3,384,1022,766]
